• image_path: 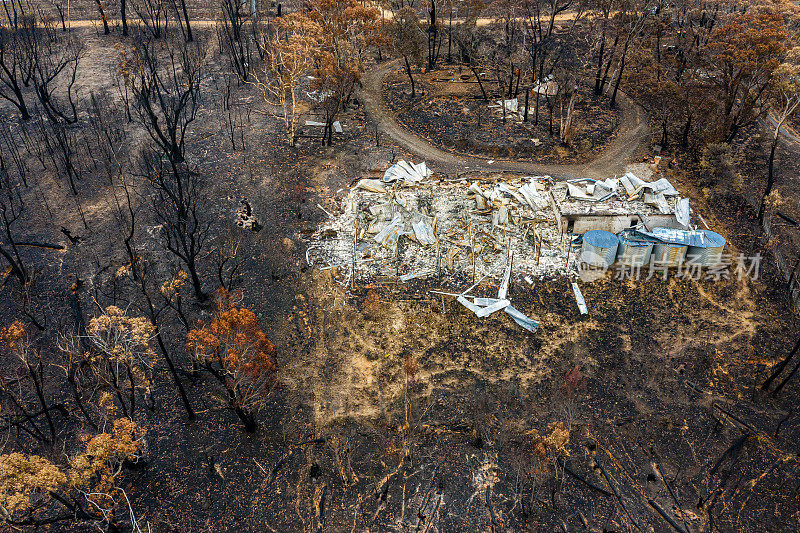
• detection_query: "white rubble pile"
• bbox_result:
[308,167,578,285]
[563,172,689,225]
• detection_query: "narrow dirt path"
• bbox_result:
[359,60,650,179]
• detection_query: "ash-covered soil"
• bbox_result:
[123,254,800,531]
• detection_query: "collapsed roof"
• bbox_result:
[555,172,690,227]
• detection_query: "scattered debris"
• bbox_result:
[532,74,559,97]
[355,179,387,193]
[236,199,262,232]
[382,159,432,185]
[305,89,332,102]
[504,304,539,331]
[675,198,691,227]
[571,282,588,315]
[554,173,687,234]
[309,168,576,286]
[304,120,343,133]
[309,164,718,327]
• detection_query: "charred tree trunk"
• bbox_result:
[138,271,196,421]
[96,0,110,34]
[471,66,488,101]
[180,0,193,42]
[121,0,128,36]
[758,135,779,225]
[427,0,437,71]
[610,49,628,109]
[404,55,416,98]
[681,114,692,150]
[762,336,800,391]
[594,27,606,96]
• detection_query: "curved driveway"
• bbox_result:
[359,60,650,179]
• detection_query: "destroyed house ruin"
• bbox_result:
[308,160,721,327]
[309,162,575,286]
[309,163,694,285]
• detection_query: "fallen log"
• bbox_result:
[596,459,642,532]
[654,463,690,533]
[648,499,688,533]
[777,211,798,226]
[558,458,612,497]
[16,241,66,250]
[710,433,749,476]
[297,437,326,446]
[712,402,757,433]
[761,337,800,391]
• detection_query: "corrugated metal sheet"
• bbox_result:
[582,230,619,266]
[634,228,715,247]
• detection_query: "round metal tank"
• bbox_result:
[581,230,619,267]
[616,232,653,266]
[686,230,726,266]
[652,242,687,267]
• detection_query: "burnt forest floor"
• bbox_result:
[0,27,798,533]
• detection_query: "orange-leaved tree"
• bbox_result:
[85,306,157,419]
[186,289,277,432]
[706,8,788,141]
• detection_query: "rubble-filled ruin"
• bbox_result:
[308,164,577,289]
[308,161,694,287]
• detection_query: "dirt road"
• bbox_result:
[359,60,650,179]
[765,113,800,146]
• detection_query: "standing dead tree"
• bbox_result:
[123,258,197,421]
[24,18,83,125]
[0,156,28,285]
[217,0,257,82]
[453,9,490,102]
[120,36,209,301]
[0,4,82,123]
[119,35,204,174]
[132,0,169,39]
[141,150,210,303]
[169,0,193,42]
[0,322,66,444]
[758,47,800,224]
[36,116,82,196]
[0,11,34,120]
[392,7,425,99]
[307,0,382,145]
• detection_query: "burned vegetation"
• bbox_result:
[0,0,799,532]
